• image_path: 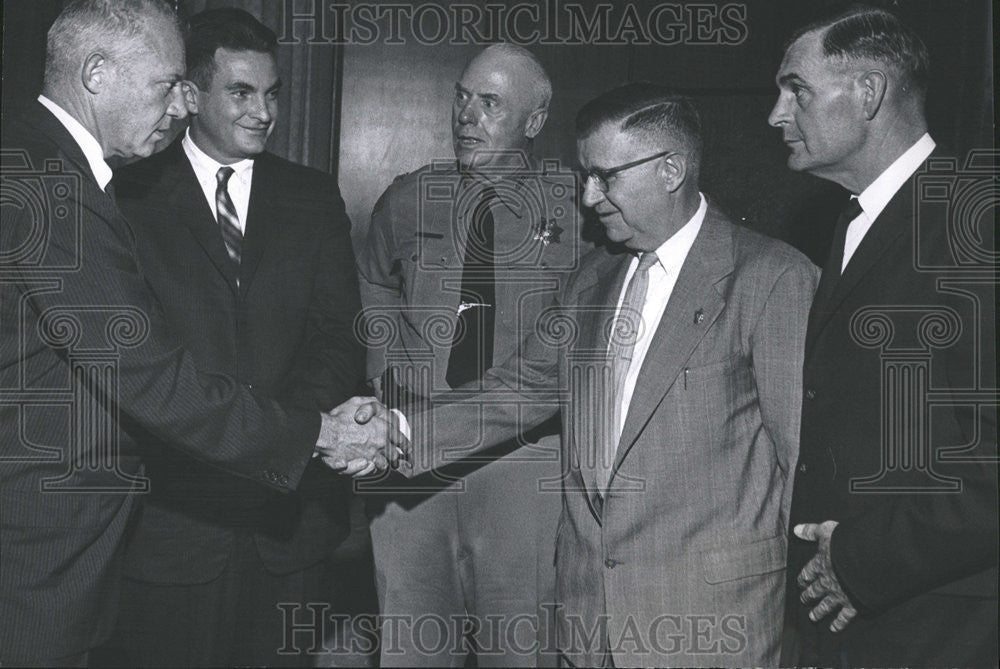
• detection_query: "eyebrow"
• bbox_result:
[454,82,499,102]
[777,73,806,87]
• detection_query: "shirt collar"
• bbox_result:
[857,133,935,222]
[38,95,113,191]
[458,155,541,217]
[182,128,254,184]
[649,192,707,272]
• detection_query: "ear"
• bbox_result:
[81,52,109,94]
[858,70,887,120]
[658,152,687,193]
[181,80,200,115]
[524,106,549,140]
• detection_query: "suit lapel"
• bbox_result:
[612,209,732,478]
[160,142,240,291]
[571,251,631,518]
[805,176,913,359]
[25,102,119,220]
[240,154,276,292]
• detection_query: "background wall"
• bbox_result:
[3,0,993,263]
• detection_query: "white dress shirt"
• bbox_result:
[842,133,936,271]
[182,129,254,233]
[611,193,707,438]
[38,95,113,191]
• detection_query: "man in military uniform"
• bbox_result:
[357,43,587,667]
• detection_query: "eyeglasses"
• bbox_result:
[582,150,676,193]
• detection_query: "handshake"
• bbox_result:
[314,397,411,476]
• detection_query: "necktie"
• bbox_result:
[597,251,659,494]
[446,187,497,388]
[215,166,242,265]
[812,196,862,312]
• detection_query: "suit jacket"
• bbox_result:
[405,204,819,666]
[0,103,319,663]
[112,139,363,582]
[789,151,999,665]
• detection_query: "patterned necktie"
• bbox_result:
[215,166,242,265]
[446,187,498,389]
[597,251,659,495]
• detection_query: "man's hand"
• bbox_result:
[795,520,859,632]
[315,396,406,475]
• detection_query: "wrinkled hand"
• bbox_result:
[315,397,406,476]
[795,520,858,632]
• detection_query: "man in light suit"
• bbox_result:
[770,7,998,666]
[384,83,818,665]
[102,9,364,666]
[0,1,394,665]
[357,43,586,666]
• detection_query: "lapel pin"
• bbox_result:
[694,309,705,324]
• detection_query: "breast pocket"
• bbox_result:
[684,355,758,447]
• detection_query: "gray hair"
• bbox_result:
[477,42,552,111]
[788,6,929,100]
[44,0,180,85]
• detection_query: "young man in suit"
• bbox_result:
[378,83,818,666]
[770,7,998,666]
[0,1,393,665]
[106,8,365,666]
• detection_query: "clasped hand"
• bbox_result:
[315,397,409,476]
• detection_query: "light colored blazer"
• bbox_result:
[406,204,818,666]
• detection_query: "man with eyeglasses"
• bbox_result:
[384,82,818,665]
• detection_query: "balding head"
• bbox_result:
[42,0,188,160]
[452,43,552,169]
[466,43,552,112]
[44,0,181,89]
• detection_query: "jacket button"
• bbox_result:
[805,389,816,400]
[798,463,808,474]
[604,558,619,569]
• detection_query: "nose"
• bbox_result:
[456,98,479,126]
[767,93,789,128]
[250,94,274,124]
[167,83,187,120]
[581,175,605,208]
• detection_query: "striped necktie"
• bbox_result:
[215,166,242,265]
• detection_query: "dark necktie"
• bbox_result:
[446,187,498,388]
[215,166,242,265]
[812,196,862,310]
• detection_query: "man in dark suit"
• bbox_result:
[0,2,394,665]
[378,83,818,665]
[101,9,364,666]
[769,7,998,666]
